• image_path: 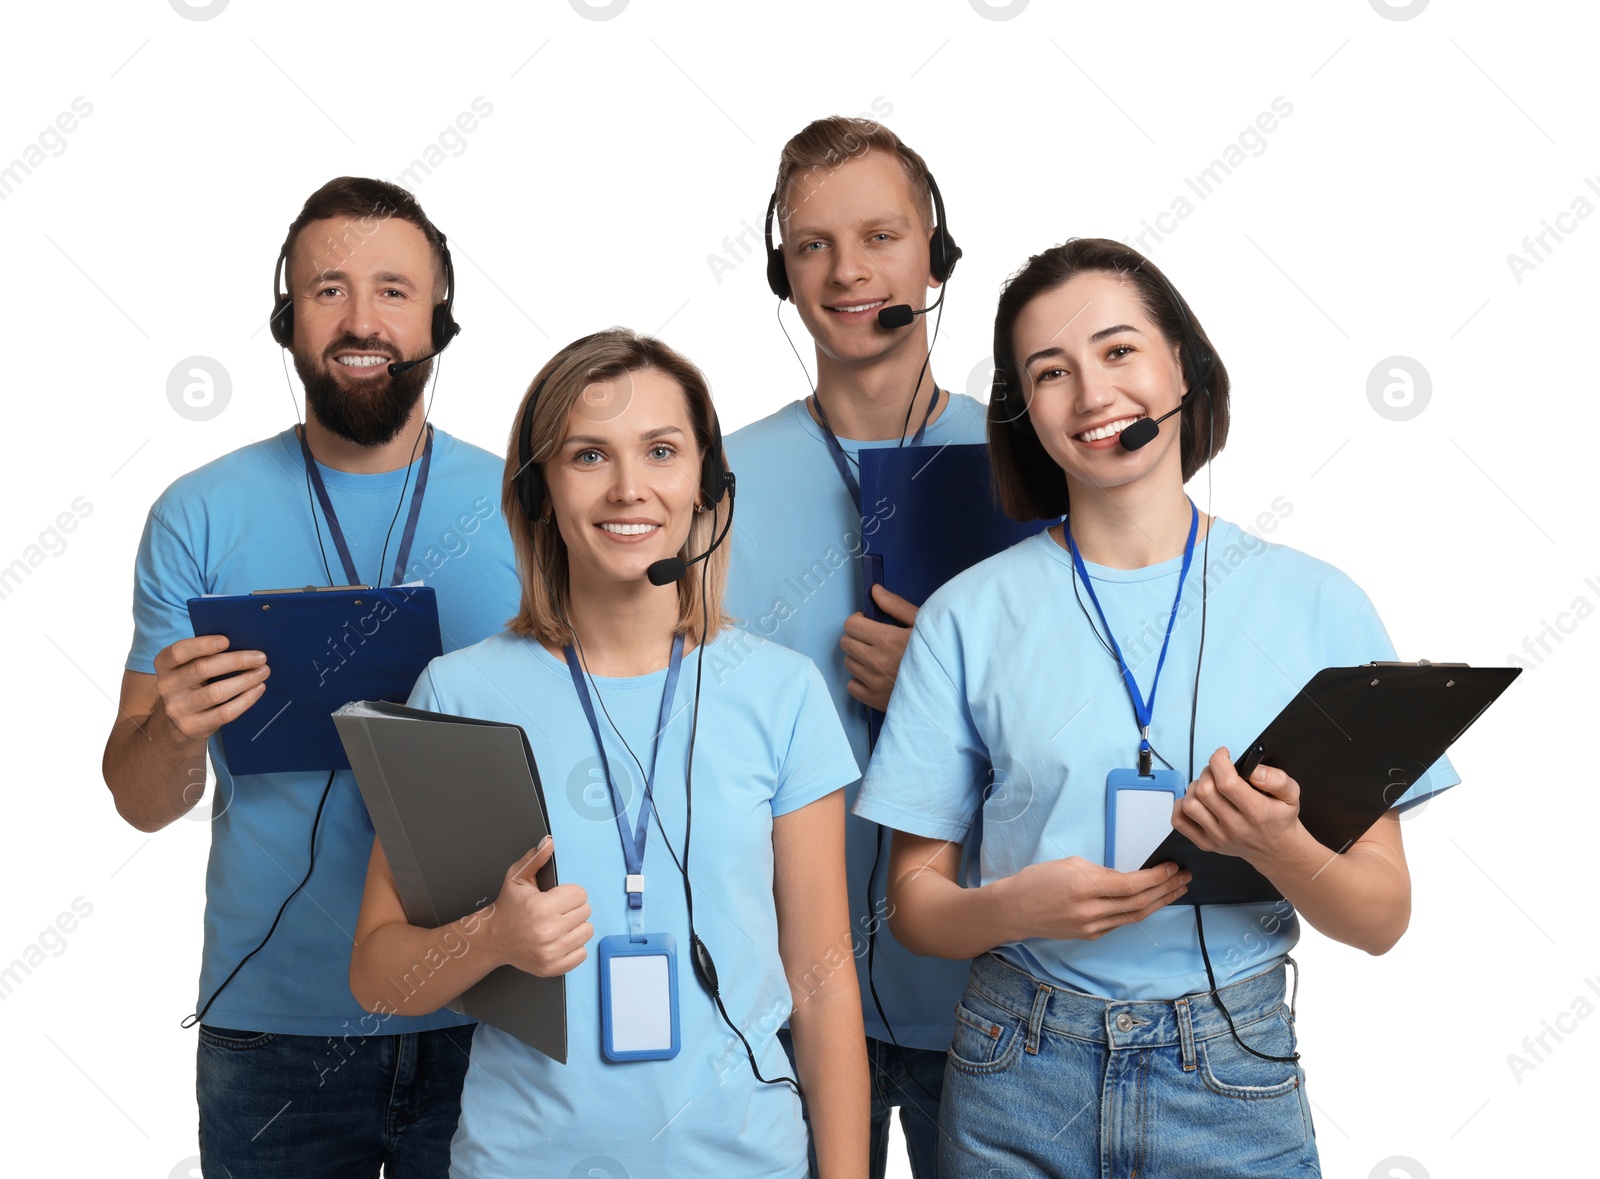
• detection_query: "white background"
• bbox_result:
[1,2,1593,1176]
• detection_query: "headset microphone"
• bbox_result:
[645,475,737,586]
[1118,402,1185,452]
[876,287,948,330]
[387,346,448,378]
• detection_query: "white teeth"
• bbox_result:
[830,300,884,313]
[1077,416,1141,443]
[337,355,388,368]
[599,523,659,536]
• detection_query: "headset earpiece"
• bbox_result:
[428,232,461,354]
[763,192,791,301]
[699,413,730,506]
[925,173,961,285]
[269,245,295,348]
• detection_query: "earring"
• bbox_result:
[693,502,708,514]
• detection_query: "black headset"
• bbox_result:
[997,270,1215,426]
[269,223,460,354]
[763,171,961,301]
[513,349,731,523]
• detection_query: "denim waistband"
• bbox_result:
[965,952,1294,1051]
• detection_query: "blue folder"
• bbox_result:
[858,443,1047,742]
[186,585,443,775]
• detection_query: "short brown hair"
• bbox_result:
[277,176,448,297]
[502,329,731,647]
[773,116,934,232]
[988,238,1232,521]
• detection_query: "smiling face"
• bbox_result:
[287,214,442,445]
[780,148,938,368]
[540,366,704,590]
[1013,269,1189,499]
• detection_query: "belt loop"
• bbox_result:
[1025,984,1051,1055]
[1284,955,1300,1020]
[1175,998,1197,1072]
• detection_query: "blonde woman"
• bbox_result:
[351,329,869,1178]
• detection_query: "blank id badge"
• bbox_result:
[1105,768,1186,872]
[598,933,681,1062]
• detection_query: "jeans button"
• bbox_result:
[1114,1012,1134,1033]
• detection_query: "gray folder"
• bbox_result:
[334,700,567,1063]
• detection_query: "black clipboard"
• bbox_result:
[1141,662,1520,904]
[186,586,442,775]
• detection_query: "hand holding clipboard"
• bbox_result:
[1141,662,1520,904]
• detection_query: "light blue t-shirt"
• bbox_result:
[412,629,858,1179]
[724,394,990,1050]
[854,519,1458,1000]
[125,426,519,1035]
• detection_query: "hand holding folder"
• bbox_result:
[857,443,1047,741]
[334,700,568,1062]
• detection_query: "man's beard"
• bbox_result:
[294,336,431,446]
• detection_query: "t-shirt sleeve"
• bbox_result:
[771,660,860,818]
[854,612,987,843]
[1329,582,1460,810]
[126,500,204,675]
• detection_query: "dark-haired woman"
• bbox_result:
[853,240,1454,1177]
[350,329,869,1178]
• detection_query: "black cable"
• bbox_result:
[775,300,819,401]
[1194,906,1299,1064]
[183,769,338,1027]
[282,346,336,589]
[1183,387,1298,1065]
[861,288,947,1100]
[774,276,949,1092]
[190,347,434,1028]
[684,524,802,1093]
[860,827,944,1115]
[548,499,799,1094]
[374,358,441,588]
[895,292,945,447]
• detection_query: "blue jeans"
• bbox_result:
[939,954,1319,1178]
[196,1023,473,1178]
[778,1029,944,1179]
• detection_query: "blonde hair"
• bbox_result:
[502,328,731,647]
[773,116,934,231]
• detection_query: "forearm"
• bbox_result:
[786,969,869,1179]
[887,860,1019,960]
[1253,825,1410,954]
[102,705,208,832]
[349,905,504,1017]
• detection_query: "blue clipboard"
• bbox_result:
[858,443,1047,743]
[186,585,443,775]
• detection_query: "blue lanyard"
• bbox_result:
[297,426,433,587]
[1066,502,1198,773]
[564,633,685,936]
[811,387,943,513]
